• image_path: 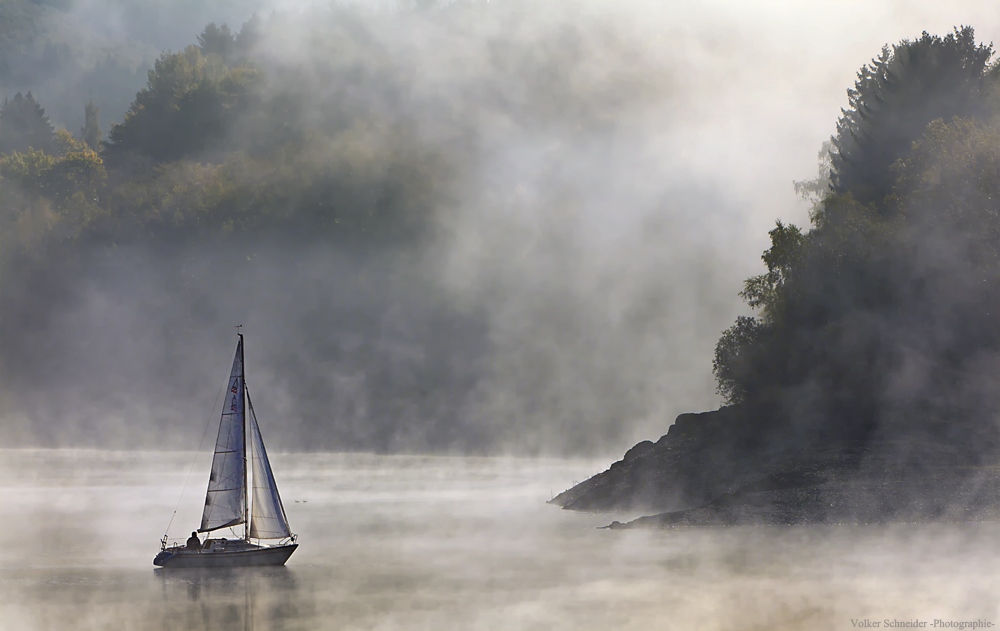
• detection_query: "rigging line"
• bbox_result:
[163,376,227,538]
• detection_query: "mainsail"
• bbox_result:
[200,338,247,532]
[248,395,292,539]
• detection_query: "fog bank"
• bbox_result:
[3,1,1000,455]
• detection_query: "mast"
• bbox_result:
[240,331,249,542]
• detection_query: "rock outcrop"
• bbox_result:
[551,406,1000,528]
[551,406,792,513]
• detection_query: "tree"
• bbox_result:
[739,221,804,322]
[713,315,765,404]
[198,23,235,62]
[713,221,806,406]
[48,150,107,206]
[233,14,263,63]
[0,92,54,155]
[0,148,56,195]
[80,100,101,151]
[830,27,993,209]
[51,129,87,157]
[793,140,834,221]
[105,47,260,163]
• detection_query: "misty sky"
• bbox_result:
[3,0,1000,456]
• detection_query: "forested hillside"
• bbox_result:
[1,12,448,250]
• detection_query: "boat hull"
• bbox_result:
[154,544,297,568]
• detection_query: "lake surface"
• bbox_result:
[1,449,998,631]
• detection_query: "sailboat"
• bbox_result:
[154,333,298,568]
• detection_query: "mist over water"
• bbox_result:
[1,449,998,631]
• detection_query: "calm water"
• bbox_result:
[1,449,999,631]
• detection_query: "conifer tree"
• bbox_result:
[0,92,55,155]
[197,23,235,62]
[830,27,992,208]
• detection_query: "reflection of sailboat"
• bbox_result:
[153,567,299,629]
[154,333,298,568]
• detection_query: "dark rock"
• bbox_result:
[623,440,655,462]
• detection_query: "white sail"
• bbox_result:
[200,338,246,532]
[248,402,292,539]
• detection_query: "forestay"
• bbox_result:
[200,338,247,532]
[248,404,292,539]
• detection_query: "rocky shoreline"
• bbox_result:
[550,407,1000,529]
